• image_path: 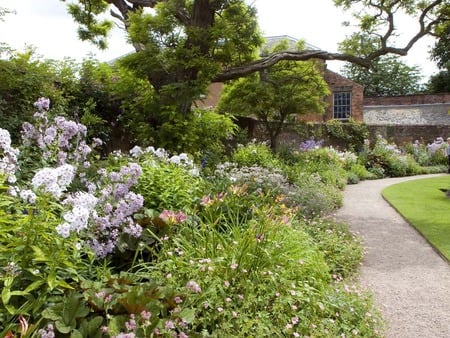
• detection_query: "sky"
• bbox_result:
[0,0,439,80]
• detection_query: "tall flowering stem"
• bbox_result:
[58,162,144,258]
[20,97,102,178]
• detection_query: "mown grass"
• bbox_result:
[382,175,450,261]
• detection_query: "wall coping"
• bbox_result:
[364,103,450,109]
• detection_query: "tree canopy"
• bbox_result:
[427,5,450,93]
[218,40,329,149]
[60,0,448,114]
[341,55,423,96]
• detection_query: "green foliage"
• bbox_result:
[0,48,80,142]
[230,142,282,168]
[0,99,385,336]
[218,38,329,149]
[135,156,204,212]
[155,109,237,159]
[427,70,450,93]
[430,14,450,70]
[364,135,429,177]
[66,1,113,49]
[139,209,381,337]
[348,163,374,181]
[325,119,369,152]
[341,55,423,96]
[288,148,348,189]
[0,183,89,334]
[302,219,363,280]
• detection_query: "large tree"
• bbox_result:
[60,0,447,111]
[427,5,450,93]
[341,55,423,96]
[218,40,329,149]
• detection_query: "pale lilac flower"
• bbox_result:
[38,323,55,338]
[165,320,175,330]
[186,280,202,293]
[92,138,103,148]
[116,333,136,338]
[125,314,137,331]
[141,310,151,321]
[34,97,50,111]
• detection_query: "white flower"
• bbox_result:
[129,145,143,158]
[169,155,181,164]
[55,164,75,187]
[19,189,37,204]
[56,222,71,238]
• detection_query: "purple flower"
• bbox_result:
[34,97,50,111]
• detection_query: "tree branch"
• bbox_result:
[213,50,372,82]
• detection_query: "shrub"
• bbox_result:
[349,163,374,180]
[231,141,282,169]
[347,171,360,184]
[156,109,237,161]
[134,150,204,212]
[365,135,425,177]
[325,119,369,151]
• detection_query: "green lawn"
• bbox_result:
[382,176,450,261]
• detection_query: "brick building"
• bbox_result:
[197,35,365,123]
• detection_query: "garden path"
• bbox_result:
[334,174,450,338]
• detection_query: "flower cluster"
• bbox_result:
[58,163,144,257]
[159,209,187,225]
[129,145,198,175]
[427,136,446,154]
[0,128,19,184]
[300,137,324,151]
[21,98,101,168]
[31,164,76,199]
[56,192,98,238]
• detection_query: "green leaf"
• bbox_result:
[42,307,62,321]
[1,287,11,305]
[24,279,45,293]
[70,330,83,338]
[180,308,196,323]
[31,245,48,262]
[56,319,73,334]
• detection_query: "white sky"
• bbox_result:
[0,0,439,80]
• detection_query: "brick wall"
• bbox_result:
[298,69,364,122]
[364,93,450,106]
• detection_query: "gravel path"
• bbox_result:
[334,174,450,338]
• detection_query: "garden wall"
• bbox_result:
[362,93,450,144]
[364,103,450,126]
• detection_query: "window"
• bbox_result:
[333,92,352,119]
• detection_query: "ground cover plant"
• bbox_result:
[0,98,384,337]
[382,176,450,260]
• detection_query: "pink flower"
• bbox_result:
[165,320,175,330]
[141,310,151,321]
[200,195,213,206]
[186,280,202,293]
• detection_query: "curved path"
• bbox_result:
[334,174,450,338]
